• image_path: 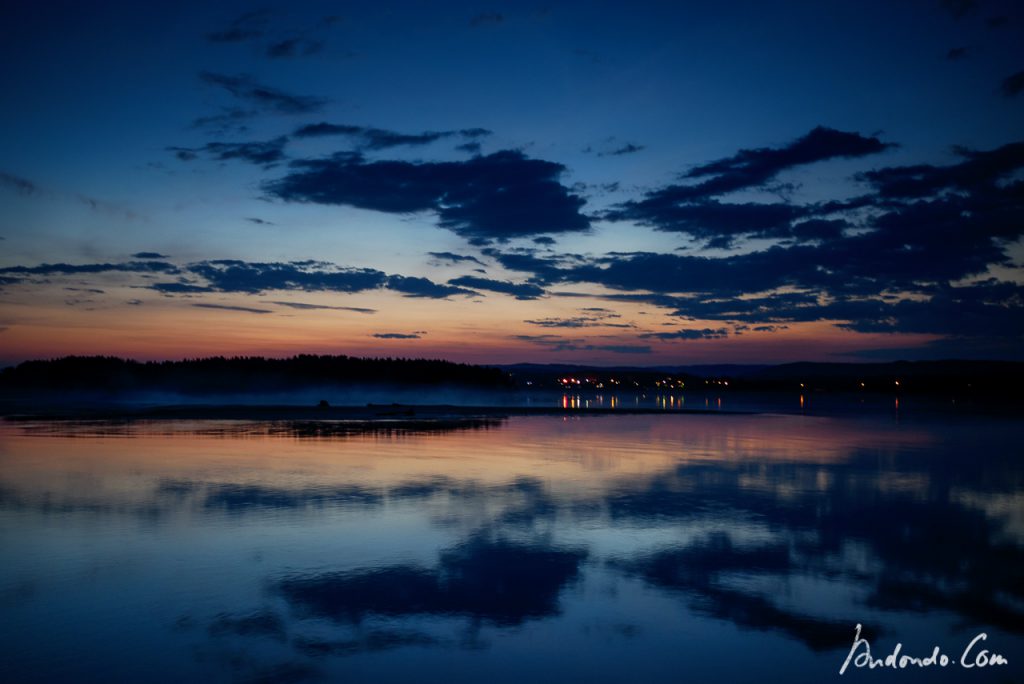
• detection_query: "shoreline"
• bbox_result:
[1,402,753,423]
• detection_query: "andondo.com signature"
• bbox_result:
[840,624,1010,675]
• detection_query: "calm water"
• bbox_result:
[1,411,1022,683]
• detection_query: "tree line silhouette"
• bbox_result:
[0,355,513,395]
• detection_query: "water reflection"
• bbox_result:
[277,535,586,626]
[1,413,1022,682]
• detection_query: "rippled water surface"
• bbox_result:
[1,411,1022,683]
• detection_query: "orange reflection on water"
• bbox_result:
[0,414,939,510]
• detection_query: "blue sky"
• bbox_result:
[1,0,1022,364]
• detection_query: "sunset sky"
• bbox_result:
[1,0,1022,366]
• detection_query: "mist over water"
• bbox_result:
[1,411,1021,683]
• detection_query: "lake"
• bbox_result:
[1,406,1021,683]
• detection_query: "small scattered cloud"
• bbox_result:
[1,172,139,220]
[292,123,491,150]
[131,252,168,259]
[267,37,324,58]
[469,12,504,27]
[199,72,327,114]
[639,328,730,340]
[0,171,37,195]
[0,261,178,277]
[205,9,271,43]
[265,300,376,313]
[600,143,645,157]
[246,217,275,225]
[514,334,651,354]
[428,251,486,266]
[192,303,274,314]
[1000,70,1024,97]
[386,275,475,298]
[190,107,254,136]
[447,276,544,300]
[946,46,969,60]
[524,310,631,328]
[151,281,214,294]
[373,332,424,339]
[169,137,288,166]
[939,0,978,20]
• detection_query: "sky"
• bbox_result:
[1,0,1022,366]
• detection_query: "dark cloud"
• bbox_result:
[190,107,254,135]
[1001,70,1024,97]
[939,0,977,19]
[151,281,214,294]
[523,311,630,328]
[456,141,482,155]
[532,236,556,246]
[192,303,274,314]
[946,46,969,60]
[859,140,1024,197]
[169,137,288,166]
[2,172,140,221]
[0,261,179,277]
[267,37,324,58]
[385,275,475,298]
[481,134,1024,346]
[514,335,652,354]
[131,252,168,259]
[987,15,1010,27]
[372,332,423,339]
[205,9,270,43]
[447,276,544,300]
[206,27,263,43]
[469,12,504,27]
[265,301,376,313]
[184,260,387,295]
[600,143,645,157]
[606,127,892,245]
[427,251,486,266]
[640,328,730,340]
[199,72,327,114]
[0,171,37,195]
[292,123,491,150]
[246,217,275,225]
[139,260,472,300]
[678,126,891,198]
[265,150,589,242]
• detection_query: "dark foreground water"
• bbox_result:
[1,410,1022,683]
